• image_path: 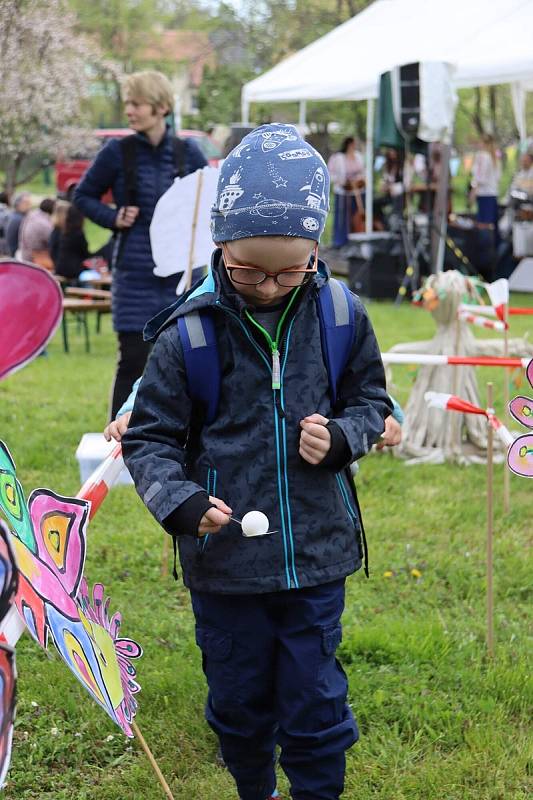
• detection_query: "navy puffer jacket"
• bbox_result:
[74,127,207,332]
[122,254,393,594]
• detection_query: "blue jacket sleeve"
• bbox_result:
[116,378,141,418]
[74,140,121,230]
[329,295,393,466]
[389,395,404,424]
[121,327,208,532]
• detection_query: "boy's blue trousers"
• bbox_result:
[190,578,358,800]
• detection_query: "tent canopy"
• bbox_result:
[242,0,533,107]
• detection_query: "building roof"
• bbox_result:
[141,30,215,87]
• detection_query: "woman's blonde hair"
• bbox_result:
[121,71,174,115]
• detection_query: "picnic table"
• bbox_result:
[84,273,112,289]
[62,297,111,353]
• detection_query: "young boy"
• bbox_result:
[122,124,393,800]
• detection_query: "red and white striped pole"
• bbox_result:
[383,354,531,369]
[424,391,515,448]
[77,443,124,518]
[457,309,508,332]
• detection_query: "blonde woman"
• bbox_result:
[74,70,207,418]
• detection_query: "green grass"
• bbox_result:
[1,297,532,799]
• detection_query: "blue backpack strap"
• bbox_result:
[317,278,356,406]
[177,310,220,424]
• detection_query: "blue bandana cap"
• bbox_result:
[211,123,330,243]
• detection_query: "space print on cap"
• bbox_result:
[211,123,330,243]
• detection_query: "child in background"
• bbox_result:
[122,124,393,800]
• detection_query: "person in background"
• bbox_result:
[5,191,32,257]
[496,148,533,280]
[74,70,207,420]
[373,148,405,225]
[509,148,533,197]
[49,202,95,281]
[470,134,502,249]
[19,197,55,267]
[0,191,11,255]
[327,136,365,247]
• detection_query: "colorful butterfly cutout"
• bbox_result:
[508,359,533,478]
[0,260,63,381]
[0,442,142,737]
[0,521,18,788]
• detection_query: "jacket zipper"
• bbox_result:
[215,299,297,588]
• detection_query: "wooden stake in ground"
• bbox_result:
[486,382,495,658]
[503,303,511,513]
[160,534,170,578]
[132,721,176,800]
[184,169,204,293]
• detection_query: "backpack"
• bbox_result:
[178,277,355,424]
[111,134,187,269]
[120,134,187,207]
[176,276,370,577]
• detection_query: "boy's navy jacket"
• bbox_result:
[74,126,207,332]
[122,252,393,594]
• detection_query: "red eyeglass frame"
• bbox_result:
[222,242,319,286]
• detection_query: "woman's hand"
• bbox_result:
[115,206,140,229]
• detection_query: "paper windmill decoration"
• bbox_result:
[0,441,142,737]
[508,358,533,478]
[0,522,17,788]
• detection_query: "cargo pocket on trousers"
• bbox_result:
[316,623,343,682]
[195,625,236,708]
[321,623,342,656]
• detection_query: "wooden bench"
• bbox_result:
[64,286,111,301]
[62,298,112,353]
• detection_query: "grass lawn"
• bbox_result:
[0,294,532,799]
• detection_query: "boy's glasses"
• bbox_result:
[222,243,318,287]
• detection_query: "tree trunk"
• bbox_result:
[489,86,497,139]
[473,87,485,137]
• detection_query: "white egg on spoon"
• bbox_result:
[230,511,273,537]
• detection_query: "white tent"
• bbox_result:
[242,0,533,111]
[242,0,533,237]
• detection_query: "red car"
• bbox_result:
[55,128,220,200]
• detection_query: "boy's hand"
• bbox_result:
[376,415,402,449]
[104,411,132,442]
[198,496,232,536]
[299,413,331,465]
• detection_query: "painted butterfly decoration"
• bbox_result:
[0,522,18,788]
[508,358,533,478]
[0,260,63,381]
[0,441,142,740]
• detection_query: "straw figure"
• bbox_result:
[390,270,533,464]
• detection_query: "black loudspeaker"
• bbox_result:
[446,222,496,281]
[347,234,405,299]
[395,62,421,137]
